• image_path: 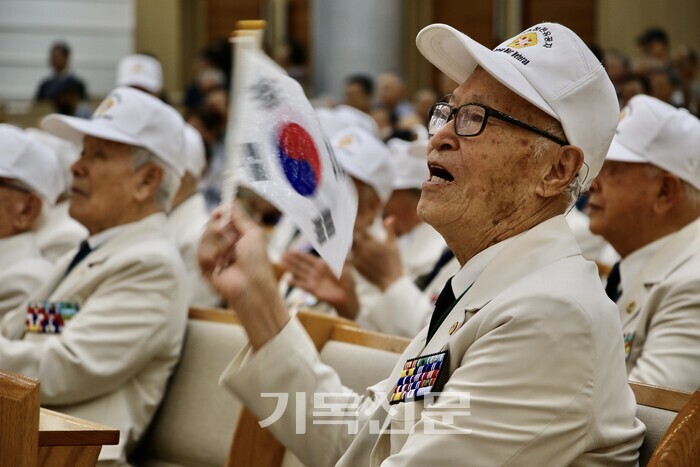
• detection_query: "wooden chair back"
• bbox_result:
[0,370,40,466]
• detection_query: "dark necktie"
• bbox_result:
[415,248,455,291]
[426,278,456,343]
[64,240,93,277]
[605,261,622,302]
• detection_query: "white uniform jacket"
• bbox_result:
[0,232,53,318]
[0,213,188,463]
[221,215,645,466]
[618,218,700,392]
[35,201,88,262]
[168,193,222,307]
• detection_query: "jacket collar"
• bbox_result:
[71,213,169,271]
[419,214,582,354]
[638,217,700,285]
[461,214,581,310]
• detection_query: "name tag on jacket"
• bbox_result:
[25,301,80,334]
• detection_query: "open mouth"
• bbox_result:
[428,163,454,184]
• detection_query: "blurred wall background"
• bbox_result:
[0,0,698,103]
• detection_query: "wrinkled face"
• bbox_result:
[69,136,139,234]
[417,68,557,237]
[587,161,656,248]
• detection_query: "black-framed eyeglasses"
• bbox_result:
[428,102,569,146]
[0,179,33,194]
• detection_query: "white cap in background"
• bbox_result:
[332,126,394,203]
[183,124,206,178]
[0,124,63,204]
[116,54,163,94]
[25,127,80,197]
[317,105,380,139]
[41,87,187,177]
[606,94,700,190]
[416,22,618,189]
[387,138,429,190]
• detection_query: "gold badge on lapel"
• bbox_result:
[626,301,636,314]
[448,321,459,335]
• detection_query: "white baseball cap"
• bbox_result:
[41,87,187,177]
[0,124,63,204]
[116,54,163,94]
[317,105,380,139]
[416,23,619,189]
[387,138,429,190]
[332,126,394,203]
[25,128,80,197]
[606,95,700,190]
[183,123,206,178]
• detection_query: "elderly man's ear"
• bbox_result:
[14,194,43,233]
[133,164,164,202]
[536,145,584,199]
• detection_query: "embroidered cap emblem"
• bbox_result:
[508,32,538,49]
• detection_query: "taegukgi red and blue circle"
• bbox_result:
[275,122,322,196]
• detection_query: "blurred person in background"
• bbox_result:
[412,88,439,127]
[25,128,88,262]
[0,125,61,318]
[620,73,651,108]
[116,53,170,104]
[168,124,222,307]
[344,74,374,114]
[673,45,700,114]
[637,27,672,66]
[377,72,416,121]
[588,95,700,392]
[35,41,88,104]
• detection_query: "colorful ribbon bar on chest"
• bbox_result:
[25,301,80,334]
[390,350,449,405]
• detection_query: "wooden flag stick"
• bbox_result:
[221,21,267,210]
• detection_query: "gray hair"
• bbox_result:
[531,122,581,208]
[643,164,700,209]
[130,146,181,212]
[684,182,700,209]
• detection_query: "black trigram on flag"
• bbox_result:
[243,143,270,181]
[324,138,345,180]
[312,208,336,245]
[249,78,280,109]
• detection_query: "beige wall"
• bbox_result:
[135,0,182,97]
[597,0,700,58]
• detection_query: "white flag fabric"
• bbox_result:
[226,47,357,276]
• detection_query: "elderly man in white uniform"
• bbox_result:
[0,87,189,466]
[168,123,222,307]
[0,125,61,318]
[199,23,645,465]
[588,94,700,392]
